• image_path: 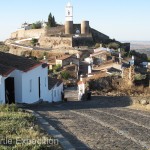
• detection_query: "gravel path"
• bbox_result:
[31,98,150,150]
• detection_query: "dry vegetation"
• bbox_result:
[0,104,62,150]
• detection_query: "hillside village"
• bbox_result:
[0,2,149,106]
[1,2,150,150]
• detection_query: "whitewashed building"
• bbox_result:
[48,77,63,102]
[0,52,63,104]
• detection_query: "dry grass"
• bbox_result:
[0,104,62,150]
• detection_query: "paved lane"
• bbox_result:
[32,99,150,150]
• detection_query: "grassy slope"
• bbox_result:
[0,104,62,150]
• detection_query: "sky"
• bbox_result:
[0,0,150,41]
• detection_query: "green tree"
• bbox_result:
[47,13,56,27]
[108,42,120,50]
[31,21,42,29]
[53,64,61,73]
[31,38,38,46]
[61,71,70,80]
[48,13,53,27]
[52,16,56,27]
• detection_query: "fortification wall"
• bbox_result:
[91,28,110,43]
[11,29,45,39]
[9,46,79,57]
[72,36,94,47]
[39,36,72,48]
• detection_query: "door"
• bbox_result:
[38,77,41,98]
[5,77,15,104]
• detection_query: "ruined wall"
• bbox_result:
[91,28,110,43]
[46,26,65,36]
[72,36,93,47]
[39,36,72,48]
[11,29,45,39]
[122,66,135,87]
[9,45,79,57]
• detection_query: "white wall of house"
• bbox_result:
[78,82,85,100]
[0,75,7,104]
[21,65,49,104]
[0,65,63,104]
[48,83,63,102]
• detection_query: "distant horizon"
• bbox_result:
[0,0,150,41]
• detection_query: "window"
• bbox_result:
[45,77,47,87]
[29,79,32,92]
[54,90,56,97]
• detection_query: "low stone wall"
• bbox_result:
[39,36,72,48]
[9,46,79,57]
[11,29,45,39]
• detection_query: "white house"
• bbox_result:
[77,75,86,100]
[48,77,63,102]
[0,52,63,104]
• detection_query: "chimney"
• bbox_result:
[80,75,83,81]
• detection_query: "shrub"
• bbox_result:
[61,71,70,80]
[31,38,38,46]
[31,21,42,29]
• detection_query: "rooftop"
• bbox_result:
[48,77,62,90]
[0,52,42,76]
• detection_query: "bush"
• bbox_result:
[53,64,61,73]
[61,71,70,80]
[31,21,42,29]
[95,43,100,48]
[108,42,120,50]
[31,38,38,46]
[0,43,9,52]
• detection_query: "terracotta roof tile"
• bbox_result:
[48,77,62,90]
[0,52,42,76]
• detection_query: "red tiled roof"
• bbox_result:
[0,52,42,76]
[56,55,71,60]
[48,77,63,90]
[0,64,15,77]
[78,81,84,85]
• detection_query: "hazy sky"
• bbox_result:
[0,0,150,41]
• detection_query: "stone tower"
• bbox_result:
[81,21,90,34]
[65,2,73,34]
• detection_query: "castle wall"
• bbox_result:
[9,46,79,57]
[72,36,94,47]
[65,21,73,34]
[81,21,89,34]
[11,29,45,39]
[91,28,110,43]
[39,36,72,48]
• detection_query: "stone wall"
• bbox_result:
[9,45,79,57]
[11,29,45,39]
[91,28,110,43]
[72,36,94,47]
[39,36,72,48]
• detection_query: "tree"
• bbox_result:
[61,71,70,80]
[31,21,42,29]
[48,13,53,27]
[31,38,38,46]
[108,42,120,50]
[53,64,61,73]
[52,16,56,27]
[47,13,56,27]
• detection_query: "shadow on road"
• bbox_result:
[26,96,133,112]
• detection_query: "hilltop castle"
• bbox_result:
[11,2,130,51]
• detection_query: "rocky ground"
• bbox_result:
[29,96,150,150]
